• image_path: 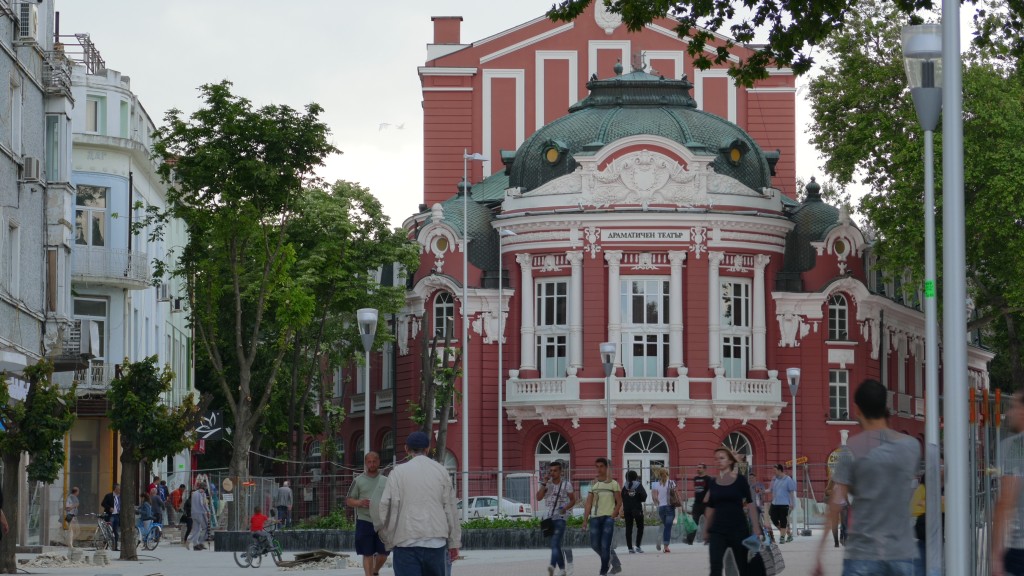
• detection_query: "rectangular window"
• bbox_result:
[10,82,22,155]
[536,280,567,326]
[620,278,671,377]
[536,280,569,378]
[356,363,365,394]
[537,334,567,378]
[382,342,392,390]
[73,298,107,360]
[829,369,850,420]
[45,115,62,182]
[720,279,751,378]
[6,221,20,300]
[85,96,105,134]
[75,185,108,246]
[119,101,129,138]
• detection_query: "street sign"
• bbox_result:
[785,456,808,467]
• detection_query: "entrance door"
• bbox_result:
[624,430,669,486]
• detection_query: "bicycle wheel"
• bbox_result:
[144,527,161,550]
[248,544,263,568]
[270,538,284,566]
[93,528,107,550]
[233,546,252,568]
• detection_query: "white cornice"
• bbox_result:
[480,23,575,64]
[473,15,549,47]
[418,67,478,77]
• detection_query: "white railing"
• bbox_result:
[897,393,912,415]
[72,246,150,287]
[350,394,365,413]
[914,397,925,418]
[713,377,782,403]
[73,363,116,389]
[505,377,580,403]
[375,391,393,410]
[612,377,689,401]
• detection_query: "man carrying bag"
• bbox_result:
[538,460,576,576]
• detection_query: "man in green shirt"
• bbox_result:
[347,452,388,576]
[582,457,623,576]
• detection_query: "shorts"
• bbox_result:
[354,519,388,557]
[769,505,790,529]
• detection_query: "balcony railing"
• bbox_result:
[712,376,782,403]
[914,397,925,418]
[351,393,365,413]
[897,393,913,415]
[506,377,580,403]
[74,363,116,390]
[375,390,393,410]
[43,49,72,96]
[72,246,151,289]
[46,319,93,372]
[612,377,688,401]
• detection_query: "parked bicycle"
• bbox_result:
[137,520,163,551]
[233,524,283,568]
[85,513,115,551]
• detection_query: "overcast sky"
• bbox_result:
[56,0,826,226]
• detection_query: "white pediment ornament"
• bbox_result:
[594,2,623,34]
[584,150,711,210]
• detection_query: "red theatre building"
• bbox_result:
[337,4,993,491]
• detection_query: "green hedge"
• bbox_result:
[294,509,666,530]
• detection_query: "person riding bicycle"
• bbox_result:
[249,506,275,553]
[137,493,155,541]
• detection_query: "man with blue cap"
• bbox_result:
[378,431,461,576]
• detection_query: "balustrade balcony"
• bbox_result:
[72,246,150,289]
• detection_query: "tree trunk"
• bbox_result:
[227,417,254,529]
[118,455,139,561]
[0,452,20,574]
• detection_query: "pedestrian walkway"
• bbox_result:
[15,530,846,575]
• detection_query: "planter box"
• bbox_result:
[215,529,355,552]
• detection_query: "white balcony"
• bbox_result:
[72,246,150,289]
[611,377,689,401]
[74,363,116,390]
[897,393,913,415]
[351,393,366,413]
[712,375,782,404]
[375,390,393,411]
[506,377,580,403]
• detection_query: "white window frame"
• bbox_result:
[720,278,751,378]
[75,185,109,247]
[10,80,22,155]
[381,341,393,390]
[433,292,454,339]
[85,95,106,134]
[6,219,19,300]
[620,278,670,377]
[535,431,571,475]
[536,279,569,378]
[829,369,850,421]
[828,293,849,341]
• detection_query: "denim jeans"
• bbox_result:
[1005,548,1024,576]
[393,546,448,576]
[588,516,621,575]
[842,559,916,576]
[658,505,674,544]
[549,518,567,569]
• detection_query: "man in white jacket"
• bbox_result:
[377,431,461,576]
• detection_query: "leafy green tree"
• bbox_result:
[0,363,75,574]
[151,81,337,488]
[547,0,1020,85]
[806,0,1024,385]
[409,324,461,466]
[107,357,197,561]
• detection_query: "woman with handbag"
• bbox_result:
[700,448,764,576]
[651,467,678,553]
[537,460,576,576]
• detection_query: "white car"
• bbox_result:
[457,496,533,518]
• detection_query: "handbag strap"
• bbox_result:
[547,480,564,518]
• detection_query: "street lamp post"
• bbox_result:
[902,23,943,576]
[461,150,487,522]
[496,227,515,515]
[357,308,379,458]
[600,342,617,462]
[786,367,801,536]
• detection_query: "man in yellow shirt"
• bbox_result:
[582,458,623,576]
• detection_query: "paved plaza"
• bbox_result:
[16,530,847,575]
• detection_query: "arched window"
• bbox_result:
[352,434,364,466]
[722,431,753,470]
[624,430,669,485]
[332,435,345,467]
[381,430,395,465]
[433,292,455,338]
[535,431,571,474]
[828,293,849,341]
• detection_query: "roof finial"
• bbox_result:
[613,59,623,75]
[805,176,822,202]
[631,50,647,72]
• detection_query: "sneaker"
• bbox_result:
[628,548,635,554]
[656,542,661,551]
[610,566,622,575]
[548,566,555,576]
[664,546,671,553]
[635,547,644,553]
[786,535,793,543]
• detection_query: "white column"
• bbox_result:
[752,254,770,371]
[517,253,536,371]
[605,251,623,369]
[567,251,584,372]
[668,250,687,371]
[708,251,724,368]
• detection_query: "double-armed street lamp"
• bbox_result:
[461,150,487,521]
[600,342,617,462]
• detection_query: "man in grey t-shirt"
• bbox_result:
[813,379,920,576]
[993,390,1024,576]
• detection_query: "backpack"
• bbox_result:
[182,492,192,517]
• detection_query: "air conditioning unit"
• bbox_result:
[157,283,170,302]
[18,3,38,41]
[171,297,185,313]
[22,156,42,182]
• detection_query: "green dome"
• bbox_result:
[508,70,774,194]
[776,177,841,291]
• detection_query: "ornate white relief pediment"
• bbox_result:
[706,172,761,197]
[594,2,623,34]
[522,172,583,197]
[777,312,814,348]
[584,150,710,210]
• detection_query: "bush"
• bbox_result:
[293,508,355,530]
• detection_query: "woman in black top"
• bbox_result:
[701,448,763,576]
[621,470,648,553]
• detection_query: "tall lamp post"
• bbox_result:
[902,23,943,576]
[496,227,515,514]
[600,342,617,462]
[460,150,487,521]
[786,367,801,535]
[357,308,379,458]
